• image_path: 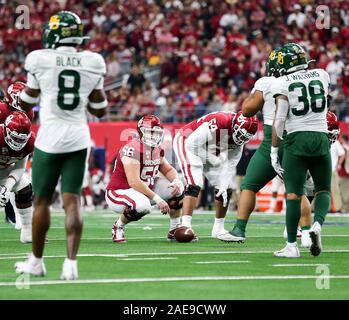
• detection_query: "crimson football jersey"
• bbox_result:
[0,101,34,123]
[179,111,236,154]
[107,138,164,191]
[0,125,36,168]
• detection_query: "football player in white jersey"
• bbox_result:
[219,48,312,246]
[16,11,107,279]
[271,43,331,258]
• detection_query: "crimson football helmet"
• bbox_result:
[232,111,258,146]
[6,81,26,111]
[137,115,164,148]
[327,111,340,144]
[4,112,32,151]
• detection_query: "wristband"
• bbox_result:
[20,90,40,104]
[152,194,164,205]
[271,146,279,154]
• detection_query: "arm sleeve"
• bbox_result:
[273,97,289,139]
[5,157,27,191]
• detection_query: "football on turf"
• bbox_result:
[174,226,195,242]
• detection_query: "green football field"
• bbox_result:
[0,210,348,300]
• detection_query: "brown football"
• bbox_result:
[174,226,195,242]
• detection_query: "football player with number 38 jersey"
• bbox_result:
[16,11,108,280]
[106,115,184,243]
[173,111,258,241]
[271,43,332,258]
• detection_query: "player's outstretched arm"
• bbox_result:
[87,89,107,118]
[122,156,170,214]
[242,90,264,117]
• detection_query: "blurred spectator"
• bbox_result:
[338,134,349,213]
[127,65,146,94]
[331,138,346,212]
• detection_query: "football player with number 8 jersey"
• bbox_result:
[16,11,108,280]
[271,43,332,258]
[106,115,184,243]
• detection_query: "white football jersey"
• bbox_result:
[25,46,106,153]
[251,76,277,126]
[271,68,330,134]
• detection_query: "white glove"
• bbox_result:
[270,146,284,179]
[0,186,10,207]
[216,188,228,207]
[169,178,184,196]
[208,152,227,167]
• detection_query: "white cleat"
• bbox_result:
[211,228,230,239]
[274,242,300,258]
[283,226,302,239]
[309,222,322,256]
[20,227,32,243]
[15,254,46,276]
[60,258,78,280]
[112,223,126,243]
[301,229,312,248]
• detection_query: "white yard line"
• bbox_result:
[194,261,251,264]
[118,257,177,261]
[0,275,349,287]
[2,249,349,261]
[272,264,330,267]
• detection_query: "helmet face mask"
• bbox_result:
[4,112,31,151]
[7,82,26,111]
[138,116,164,148]
[232,112,258,146]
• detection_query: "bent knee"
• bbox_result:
[286,193,302,200]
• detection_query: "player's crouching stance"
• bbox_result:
[173,111,258,241]
[0,112,34,243]
[106,115,184,243]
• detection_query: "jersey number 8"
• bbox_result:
[57,70,81,110]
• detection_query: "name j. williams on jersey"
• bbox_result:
[285,70,320,81]
[56,56,82,67]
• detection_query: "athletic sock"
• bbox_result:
[234,219,247,233]
[313,191,331,225]
[170,217,181,231]
[286,199,301,243]
[213,218,225,231]
[29,253,43,265]
[116,218,125,228]
[17,207,32,229]
[181,215,192,228]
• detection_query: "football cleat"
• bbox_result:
[211,228,230,239]
[60,258,78,280]
[301,229,312,248]
[167,228,178,242]
[15,254,46,276]
[218,226,245,243]
[112,223,126,243]
[309,222,322,256]
[20,227,32,243]
[274,242,300,258]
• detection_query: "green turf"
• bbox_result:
[0,211,348,300]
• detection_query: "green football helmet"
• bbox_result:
[42,11,89,49]
[277,43,309,75]
[266,47,282,77]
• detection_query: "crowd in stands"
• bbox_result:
[0,0,349,122]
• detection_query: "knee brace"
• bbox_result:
[214,188,233,203]
[167,193,184,210]
[184,185,201,198]
[123,208,149,222]
[15,184,33,204]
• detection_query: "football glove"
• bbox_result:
[270,147,284,180]
[216,188,228,207]
[169,178,184,196]
[0,186,10,207]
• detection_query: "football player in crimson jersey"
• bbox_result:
[106,115,184,243]
[173,111,258,241]
[0,82,35,123]
[0,112,35,243]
